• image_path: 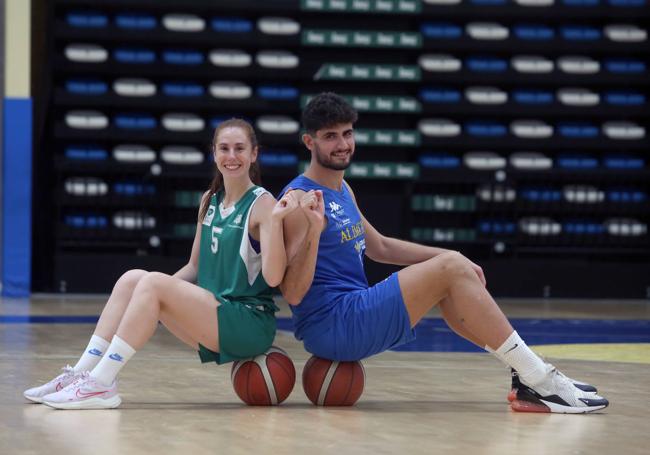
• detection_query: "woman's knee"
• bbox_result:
[132,271,170,298]
[135,271,162,288]
[114,269,148,293]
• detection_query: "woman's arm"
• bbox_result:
[278,190,325,305]
[254,192,300,287]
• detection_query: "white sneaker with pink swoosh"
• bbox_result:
[42,372,121,409]
[23,365,83,403]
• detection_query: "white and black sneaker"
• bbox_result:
[508,367,597,402]
[511,364,608,414]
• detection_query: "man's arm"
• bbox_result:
[344,181,486,285]
[362,215,451,265]
[278,190,324,305]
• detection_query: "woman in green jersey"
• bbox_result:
[24,119,299,409]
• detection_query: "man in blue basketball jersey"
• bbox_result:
[279,92,608,414]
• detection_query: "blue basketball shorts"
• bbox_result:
[303,272,416,361]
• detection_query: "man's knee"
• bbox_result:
[434,251,475,282]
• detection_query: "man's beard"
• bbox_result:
[314,143,353,171]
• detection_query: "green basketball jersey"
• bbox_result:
[197,185,276,311]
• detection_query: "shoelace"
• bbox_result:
[45,365,75,386]
[548,366,587,397]
[61,371,90,392]
[546,363,577,383]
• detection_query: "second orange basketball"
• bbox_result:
[302,356,365,406]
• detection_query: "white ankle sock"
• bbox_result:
[484,345,508,366]
[90,335,136,386]
[495,331,547,386]
[73,335,110,373]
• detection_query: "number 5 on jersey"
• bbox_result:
[211,226,223,253]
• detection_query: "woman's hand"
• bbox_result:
[271,190,300,220]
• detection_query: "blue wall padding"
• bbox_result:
[2,98,32,296]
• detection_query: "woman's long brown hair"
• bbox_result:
[199,118,262,222]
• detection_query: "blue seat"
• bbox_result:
[607,190,647,203]
[114,183,156,196]
[466,57,507,73]
[561,26,601,41]
[256,85,299,100]
[65,79,108,95]
[605,60,646,73]
[65,146,107,161]
[65,215,86,228]
[211,116,251,128]
[259,152,298,167]
[65,215,108,228]
[115,14,157,30]
[114,48,156,64]
[478,221,515,234]
[66,12,108,28]
[520,188,562,202]
[605,91,646,105]
[419,153,461,168]
[419,88,461,104]
[564,222,604,234]
[557,155,599,169]
[162,83,204,97]
[162,50,204,65]
[211,117,230,128]
[420,23,462,39]
[608,0,645,6]
[603,156,644,169]
[211,17,253,33]
[562,0,599,5]
[465,121,507,137]
[114,114,157,130]
[558,123,599,138]
[513,90,554,105]
[87,216,108,228]
[513,25,555,41]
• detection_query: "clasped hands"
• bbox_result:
[272,189,325,227]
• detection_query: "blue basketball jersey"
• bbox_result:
[280,175,368,340]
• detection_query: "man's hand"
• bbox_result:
[300,190,325,228]
[468,259,486,287]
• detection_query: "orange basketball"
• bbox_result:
[231,346,296,405]
[302,356,365,406]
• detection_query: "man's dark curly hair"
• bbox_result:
[302,92,358,135]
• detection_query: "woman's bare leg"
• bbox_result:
[94,269,148,340]
[115,272,220,351]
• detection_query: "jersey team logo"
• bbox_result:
[354,239,365,254]
[329,201,342,213]
[203,205,216,226]
[233,214,243,225]
[329,200,347,223]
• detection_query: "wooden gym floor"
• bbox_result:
[1,296,649,455]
